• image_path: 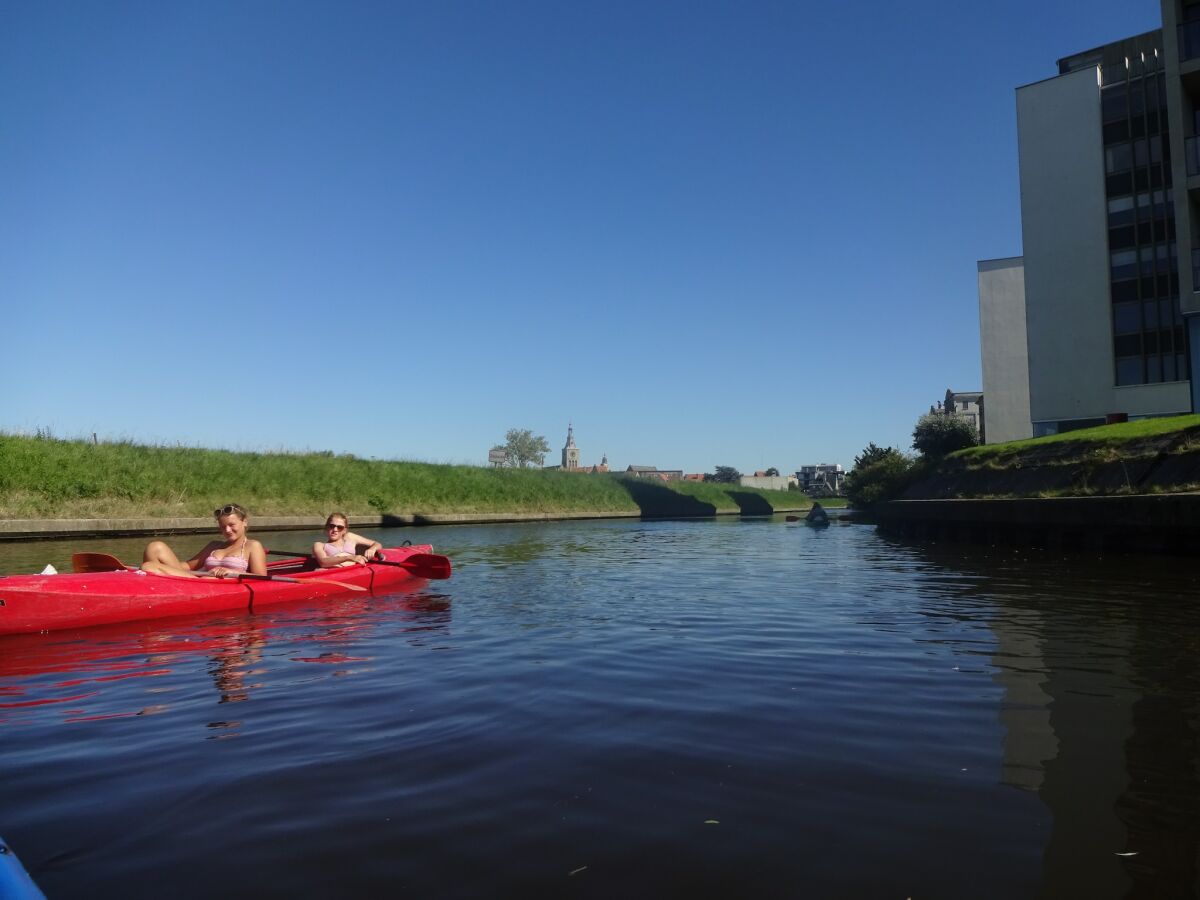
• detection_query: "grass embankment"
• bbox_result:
[905,414,1200,499]
[0,434,812,519]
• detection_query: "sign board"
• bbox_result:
[488,449,507,466]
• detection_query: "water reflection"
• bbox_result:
[886,537,1200,897]
[0,585,451,730]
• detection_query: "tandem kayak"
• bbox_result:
[0,836,45,900]
[0,545,448,636]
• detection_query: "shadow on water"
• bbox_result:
[616,478,717,518]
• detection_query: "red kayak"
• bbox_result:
[0,545,450,636]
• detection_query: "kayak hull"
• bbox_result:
[0,836,46,900]
[0,545,435,636]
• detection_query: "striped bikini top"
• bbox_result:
[205,539,249,571]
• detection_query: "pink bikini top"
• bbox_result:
[323,541,355,557]
[204,555,249,572]
[205,539,250,571]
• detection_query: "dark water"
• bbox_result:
[1,517,1198,899]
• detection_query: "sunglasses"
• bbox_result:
[214,504,246,518]
[326,523,347,531]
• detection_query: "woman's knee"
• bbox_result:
[143,540,171,561]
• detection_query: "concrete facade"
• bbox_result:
[1015,48,1191,433]
[977,257,1033,443]
[738,475,792,491]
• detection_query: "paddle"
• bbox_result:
[71,552,368,591]
[266,549,452,580]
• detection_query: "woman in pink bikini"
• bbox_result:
[141,503,268,578]
[313,513,383,568]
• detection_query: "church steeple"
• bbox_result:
[562,422,580,470]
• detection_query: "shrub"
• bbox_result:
[845,448,914,509]
[912,413,979,458]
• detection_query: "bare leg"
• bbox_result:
[142,540,197,576]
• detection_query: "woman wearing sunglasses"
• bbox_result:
[312,513,384,568]
[141,503,268,577]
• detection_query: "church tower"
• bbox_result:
[562,422,580,470]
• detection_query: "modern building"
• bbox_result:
[796,464,844,495]
[981,4,1200,438]
[978,258,1033,443]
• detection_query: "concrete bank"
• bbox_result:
[0,507,809,542]
[873,493,1200,555]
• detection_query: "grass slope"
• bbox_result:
[904,414,1200,499]
[0,434,811,519]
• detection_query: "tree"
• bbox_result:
[844,445,913,508]
[764,467,780,477]
[853,442,898,471]
[707,465,742,483]
[911,413,979,459]
[502,429,551,468]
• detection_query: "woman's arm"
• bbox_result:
[344,532,383,561]
[313,541,337,568]
[184,542,220,572]
[247,540,268,576]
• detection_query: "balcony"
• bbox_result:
[1180,21,1200,62]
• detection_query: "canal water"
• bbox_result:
[1,517,1197,898]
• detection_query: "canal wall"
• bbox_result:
[0,506,812,542]
[874,493,1200,555]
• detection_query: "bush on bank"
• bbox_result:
[0,433,810,519]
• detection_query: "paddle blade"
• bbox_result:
[401,553,452,580]
[72,552,131,573]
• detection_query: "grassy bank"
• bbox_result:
[0,434,812,519]
[903,414,1200,500]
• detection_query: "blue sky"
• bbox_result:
[3,1,1160,474]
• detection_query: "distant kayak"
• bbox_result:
[0,836,46,900]
[804,503,830,528]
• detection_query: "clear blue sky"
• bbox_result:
[2,1,1160,474]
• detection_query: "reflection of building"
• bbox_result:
[980,16,1200,439]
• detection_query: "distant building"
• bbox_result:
[562,423,580,471]
[682,473,706,481]
[797,464,844,495]
[739,474,795,491]
[624,465,683,482]
[543,424,609,473]
[929,389,985,443]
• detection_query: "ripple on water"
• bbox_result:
[1,519,1197,898]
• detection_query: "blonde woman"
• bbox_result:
[313,513,383,567]
[142,504,268,577]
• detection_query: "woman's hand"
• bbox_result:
[354,554,368,565]
[209,566,237,578]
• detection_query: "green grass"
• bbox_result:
[953,414,1200,463]
[0,433,813,519]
